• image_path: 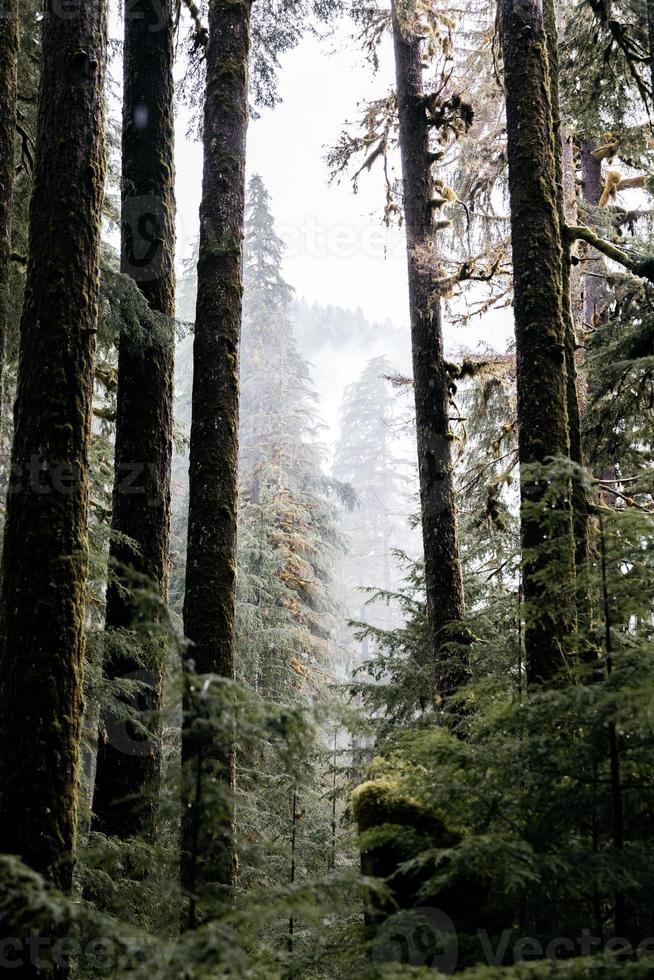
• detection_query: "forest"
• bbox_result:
[0,0,654,976]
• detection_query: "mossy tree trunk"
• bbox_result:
[0,0,107,891]
[499,0,577,684]
[390,0,467,703]
[0,0,18,430]
[92,0,176,843]
[544,1,592,635]
[181,0,251,916]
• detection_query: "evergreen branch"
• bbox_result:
[585,0,651,109]
[565,225,654,283]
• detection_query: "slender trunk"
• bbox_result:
[181,0,251,908]
[92,0,176,843]
[544,2,592,634]
[499,0,576,683]
[0,0,107,892]
[648,0,654,100]
[580,140,604,327]
[330,730,337,871]
[561,131,583,340]
[0,0,18,433]
[390,0,467,702]
[288,786,298,954]
[598,514,625,936]
[580,142,621,511]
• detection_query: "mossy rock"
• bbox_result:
[353,777,495,944]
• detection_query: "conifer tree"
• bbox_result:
[181,0,252,914]
[0,0,17,430]
[238,174,340,693]
[333,356,410,632]
[0,0,107,891]
[499,0,577,681]
[92,0,176,844]
[390,0,468,701]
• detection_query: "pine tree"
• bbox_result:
[333,356,411,634]
[181,0,252,918]
[499,0,577,682]
[0,0,17,430]
[92,0,176,844]
[0,0,107,892]
[238,174,341,696]
[390,0,468,702]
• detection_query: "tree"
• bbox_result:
[238,175,341,696]
[0,0,17,430]
[499,0,578,683]
[333,356,411,634]
[181,0,252,918]
[0,0,107,892]
[92,0,177,844]
[390,0,469,701]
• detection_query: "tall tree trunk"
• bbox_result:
[181,0,251,913]
[390,0,467,703]
[499,0,577,683]
[544,2,592,635]
[0,0,107,891]
[92,0,176,843]
[580,140,604,327]
[648,0,654,100]
[0,0,18,431]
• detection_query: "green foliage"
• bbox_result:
[583,276,654,493]
[348,489,654,972]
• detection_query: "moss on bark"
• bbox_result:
[390,0,468,703]
[0,0,18,430]
[181,0,252,917]
[499,0,577,683]
[0,0,107,894]
[91,0,176,845]
[543,0,592,638]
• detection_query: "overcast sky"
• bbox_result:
[173,23,411,327]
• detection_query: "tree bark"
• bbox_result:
[499,0,577,683]
[544,3,591,634]
[92,0,176,843]
[0,0,18,431]
[0,0,107,892]
[580,140,603,326]
[181,0,251,912]
[390,0,467,702]
[648,0,654,100]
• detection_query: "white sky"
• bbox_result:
[173,24,411,327]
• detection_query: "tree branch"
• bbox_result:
[182,0,208,51]
[565,224,654,283]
